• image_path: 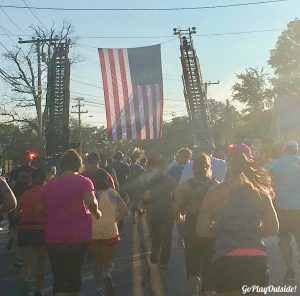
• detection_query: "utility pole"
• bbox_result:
[204,81,220,95]
[18,37,58,152]
[71,98,88,155]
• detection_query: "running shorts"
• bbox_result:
[18,229,45,248]
[91,235,120,247]
[212,256,269,293]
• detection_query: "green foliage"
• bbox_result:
[232,67,273,115]
[268,18,300,98]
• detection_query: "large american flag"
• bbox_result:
[98,44,163,141]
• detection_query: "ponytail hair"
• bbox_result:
[229,150,274,199]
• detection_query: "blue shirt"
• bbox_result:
[168,163,185,182]
[270,155,300,209]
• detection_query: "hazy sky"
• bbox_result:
[0,0,299,127]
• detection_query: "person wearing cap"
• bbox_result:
[197,149,278,295]
[179,141,227,184]
[270,140,300,281]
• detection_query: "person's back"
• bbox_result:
[212,182,266,262]
[197,151,278,294]
[269,141,300,280]
[92,188,119,240]
[270,154,300,209]
[146,172,176,220]
[42,174,94,243]
[18,185,47,231]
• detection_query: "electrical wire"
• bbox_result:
[22,0,47,30]
[0,7,28,35]
[0,1,289,11]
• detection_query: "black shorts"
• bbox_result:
[47,242,89,294]
[18,229,45,248]
[212,256,269,293]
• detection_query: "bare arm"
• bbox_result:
[0,178,17,215]
[261,195,279,237]
[115,191,129,221]
[84,191,102,219]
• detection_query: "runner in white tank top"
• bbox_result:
[91,187,128,295]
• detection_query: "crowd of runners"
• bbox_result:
[0,139,300,296]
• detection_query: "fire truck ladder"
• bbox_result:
[174,27,212,146]
[45,41,71,155]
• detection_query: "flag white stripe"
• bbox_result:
[123,49,137,139]
[113,49,127,140]
[146,85,154,139]
[137,85,146,139]
[103,49,117,141]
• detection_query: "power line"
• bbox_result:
[0,1,289,11]
[22,0,47,30]
[0,27,284,42]
[0,40,10,52]
[71,91,103,98]
[78,28,283,39]
[71,79,104,89]
[0,7,27,34]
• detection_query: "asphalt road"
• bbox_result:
[0,216,300,296]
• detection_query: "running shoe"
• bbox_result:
[14,262,23,268]
[177,239,185,249]
[187,276,201,294]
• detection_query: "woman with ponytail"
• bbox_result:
[197,149,279,296]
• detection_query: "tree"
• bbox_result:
[0,21,76,148]
[208,99,243,144]
[268,18,300,98]
[232,67,273,116]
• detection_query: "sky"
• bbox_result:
[0,0,299,127]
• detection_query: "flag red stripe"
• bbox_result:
[108,49,122,140]
[133,85,141,140]
[159,85,163,138]
[142,85,150,139]
[98,49,112,140]
[118,49,132,140]
[151,84,157,139]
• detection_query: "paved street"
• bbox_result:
[1,216,300,296]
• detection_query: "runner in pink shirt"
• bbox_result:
[42,149,101,296]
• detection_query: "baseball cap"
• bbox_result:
[227,143,253,160]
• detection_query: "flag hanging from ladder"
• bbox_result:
[98,44,163,141]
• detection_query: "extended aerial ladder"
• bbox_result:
[174,27,213,147]
[45,41,71,155]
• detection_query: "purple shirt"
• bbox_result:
[42,174,94,243]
